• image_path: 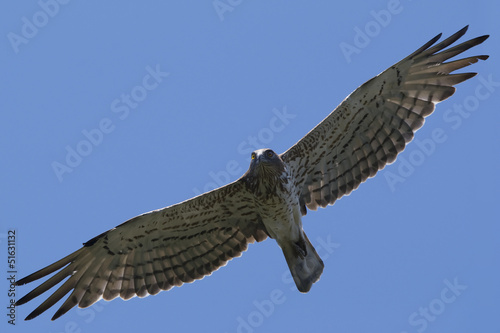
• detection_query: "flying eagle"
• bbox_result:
[16,26,489,320]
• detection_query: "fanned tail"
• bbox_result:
[281,233,324,293]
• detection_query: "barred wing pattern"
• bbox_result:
[281,26,488,213]
[15,180,268,320]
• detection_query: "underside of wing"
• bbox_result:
[15,181,267,320]
[281,26,489,214]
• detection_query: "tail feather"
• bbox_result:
[281,233,324,293]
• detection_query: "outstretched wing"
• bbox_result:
[16,180,268,320]
[281,26,488,214]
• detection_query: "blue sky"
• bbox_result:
[1,1,499,332]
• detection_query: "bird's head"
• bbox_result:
[245,149,286,179]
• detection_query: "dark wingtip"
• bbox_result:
[15,277,29,286]
[24,310,39,321]
[451,25,469,40]
[51,307,69,321]
[15,295,30,306]
[475,34,490,45]
[406,32,442,60]
[462,72,478,81]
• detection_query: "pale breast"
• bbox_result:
[255,172,302,241]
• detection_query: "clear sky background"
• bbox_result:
[1,1,499,333]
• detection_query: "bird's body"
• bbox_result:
[15,26,489,321]
[243,149,297,243]
[243,149,324,292]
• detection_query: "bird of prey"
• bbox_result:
[16,26,488,320]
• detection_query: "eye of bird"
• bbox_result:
[267,151,273,158]
[251,153,256,160]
